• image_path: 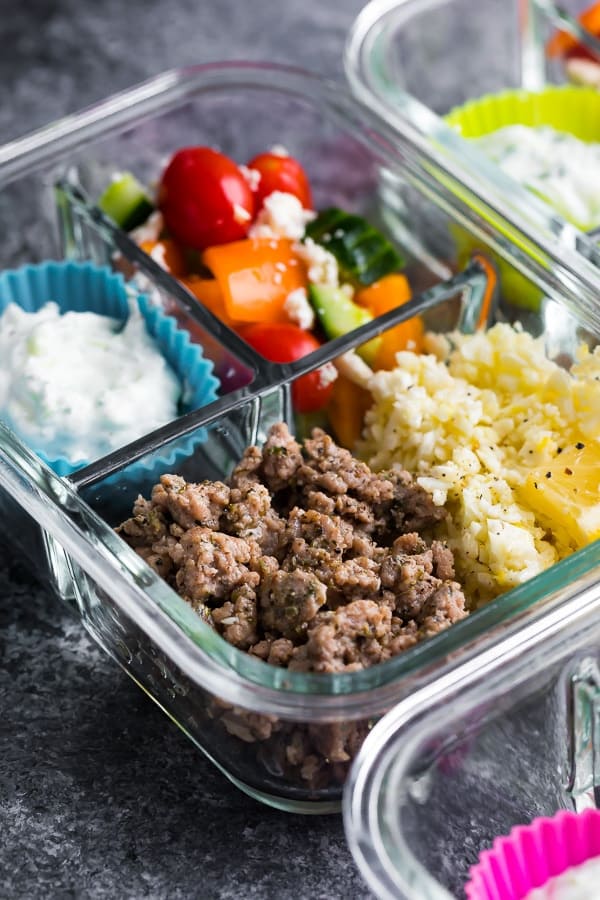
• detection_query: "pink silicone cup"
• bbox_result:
[465,808,600,900]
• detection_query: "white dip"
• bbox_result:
[0,301,181,463]
[524,855,600,899]
[474,125,600,230]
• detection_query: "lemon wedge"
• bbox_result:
[517,442,600,552]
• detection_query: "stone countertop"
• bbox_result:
[1,1,374,898]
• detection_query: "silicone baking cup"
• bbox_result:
[465,808,600,900]
[0,260,219,476]
[445,85,600,143]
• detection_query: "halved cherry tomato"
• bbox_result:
[158,147,254,251]
[246,151,313,211]
[240,322,335,413]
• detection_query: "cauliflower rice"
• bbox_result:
[359,323,600,607]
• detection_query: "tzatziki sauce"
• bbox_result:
[524,854,600,899]
[0,301,181,463]
[474,124,600,230]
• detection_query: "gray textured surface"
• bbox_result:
[0,1,373,898]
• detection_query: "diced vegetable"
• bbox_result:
[139,239,188,278]
[98,172,154,231]
[327,374,372,449]
[304,208,405,285]
[181,275,233,326]
[356,273,423,369]
[203,239,306,323]
[308,283,381,366]
[547,2,600,58]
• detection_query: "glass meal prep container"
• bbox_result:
[3,62,600,815]
[346,0,600,248]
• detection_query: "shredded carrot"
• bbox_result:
[470,251,498,331]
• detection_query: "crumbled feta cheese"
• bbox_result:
[340,283,354,298]
[317,362,338,389]
[269,144,289,157]
[148,242,168,268]
[293,237,339,286]
[248,191,315,240]
[565,57,600,89]
[130,210,164,244]
[283,287,315,330]
[335,350,374,389]
[233,203,252,225]
[239,164,262,192]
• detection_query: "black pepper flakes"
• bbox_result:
[575,442,585,450]
[564,467,573,476]
[545,472,551,478]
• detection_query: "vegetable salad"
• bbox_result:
[99,144,422,429]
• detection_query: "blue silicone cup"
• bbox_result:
[0,260,220,477]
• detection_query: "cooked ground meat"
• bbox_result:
[259,568,327,639]
[116,423,468,674]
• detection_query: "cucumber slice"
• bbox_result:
[308,283,381,365]
[304,208,405,286]
[98,172,154,231]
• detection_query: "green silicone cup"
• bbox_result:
[446,84,600,142]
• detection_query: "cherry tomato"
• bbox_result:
[158,147,254,251]
[246,151,313,211]
[240,322,335,413]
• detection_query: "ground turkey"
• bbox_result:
[117,422,468,673]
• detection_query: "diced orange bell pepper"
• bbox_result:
[139,238,188,278]
[356,273,423,370]
[202,238,306,324]
[181,275,234,326]
[327,374,372,450]
[546,2,600,57]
